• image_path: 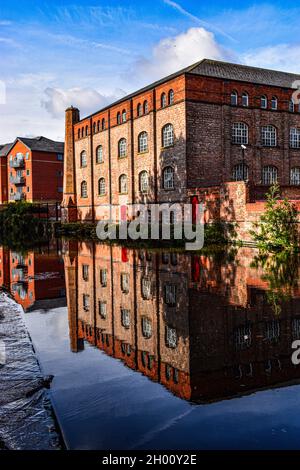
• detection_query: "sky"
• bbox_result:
[0,0,300,142]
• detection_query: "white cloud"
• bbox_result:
[243,44,300,74]
[133,27,234,83]
[42,87,126,118]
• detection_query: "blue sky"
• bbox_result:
[0,0,300,142]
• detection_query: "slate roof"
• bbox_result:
[0,137,64,156]
[83,59,300,121]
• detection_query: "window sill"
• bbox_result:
[97,194,107,197]
[118,155,128,159]
[161,145,174,150]
[137,150,149,155]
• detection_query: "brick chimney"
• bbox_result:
[61,106,80,223]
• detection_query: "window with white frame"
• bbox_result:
[99,301,107,319]
[232,122,248,144]
[142,317,152,339]
[100,269,107,287]
[83,294,90,311]
[231,90,238,106]
[137,103,142,116]
[262,166,278,185]
[290,128,300,148]
[232,163,249,181]
[162,123,174,147]
[143,100,148,114]
[122,109,127,122]
[119,174,128,194]
[81,181,88,198]
[169,89,174,105]
[121,273,130,293]
[163,166,174,189]
[121,308,130,328]
[82,264,89,281]
[290,167,300,185]
[117,112,121,124]
[261,95,267,109]
[161,92,167,108]
[80,150,87,167]
[271,96,278,110]
[139,171,149,193]
[242,92,249,107]
[96,145,103,163]
[289,99,295,112]
[141,277,152,299]
[118,138,127,158]
[98,178,105,195]
[138,132,148,153]
[261,125,277,146]
[166,326,177,348]
[164,284,177,306]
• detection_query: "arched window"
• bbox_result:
[98,178,106,195]
[139,171,149,193]
[163,166,174,190]
[290,167,300,185]
[231,90,238,106]
[271,97,278,110]
[143,100,148,114]
[96,145,103,163]
[102,118,105,130]
[119,174,128,194]
[85,125,89,136]
[81,181,87,198]
[117,112,121,125]
[141,277,151,299]
[118,138,127,158]
[289,99,295,112]
[261,125,277,146]
[93,122,96,134]
[261,95,267,109]
[80,150,87,167]
[168,89,174,105]
[81,127,84,137]
[232,122,248,145]
[262,166,278,185]
[162,123,174,147]
[290,128,300,148]
[122,109,126,122]
[242,92,249,107]
[137,103,142,116]
[142,317,152,339]
[161,92,167,108]
[232,163,249,181]
[138,131,148,153]
[78,129,81,139]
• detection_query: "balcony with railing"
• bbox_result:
[10,175,26,185]
[10,156,25,168]
[10,192,26,202]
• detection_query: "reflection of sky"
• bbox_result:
[24,307,300,450]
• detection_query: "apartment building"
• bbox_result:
[62,59,300,223]
[0,136,64,203]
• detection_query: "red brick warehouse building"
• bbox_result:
[0,136,64,204]
[62,59,300,222]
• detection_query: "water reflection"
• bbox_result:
[63,241,300,404]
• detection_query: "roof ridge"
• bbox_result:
[200,58,300,78]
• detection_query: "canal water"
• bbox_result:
[3,240,300,450]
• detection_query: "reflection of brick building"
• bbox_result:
[64,241,300,403]
[0,243,66,311]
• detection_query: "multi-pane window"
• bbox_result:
[232,122,248,144]
[121,273,130,293]
[143,100,148,114]
[271,96,278,110]
[100,269,107,287]
[232,163,249,181]
[138,132,148,153]
[141,277,152,299]
[80,150,87,167]
[82,264,89,281]
[117,112,121,124]
[142,317,152,339]
[262,166,278,185]
[137,103,142,116]
[265,320,280,342]
[231,91,238,106]
[233,324,252,351]
[119,174,128,194]
[289,99,295,112]
[83,294,90,311]
[261,95,267,109]
[121,308,130,329]
[96,145,103,163]
[162,123,174,147]
[290,128,300,148]
[161,92,167,108]
[163,166,174,189]
[169,89,174,105]
[122,109,127,122]
[242,92,249,107]
[98,178,105,195]
[165,326,177,349]
[99,301,107,319]
[118,138,127,158]
[164,284,177,306]
[290,167,300,185]
[139,171,149,193]
[261,125,277,146]
[81,181,88,198]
